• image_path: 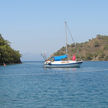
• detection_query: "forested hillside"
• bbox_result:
[0,34,21,65]
[52,35,108,61]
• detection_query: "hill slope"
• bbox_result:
[0,34,21,65]
[52,35,108,61]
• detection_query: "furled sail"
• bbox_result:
[53,54,67,61]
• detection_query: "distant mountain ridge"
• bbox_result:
[52,35,108,61]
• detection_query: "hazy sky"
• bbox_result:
[0,0,108,61]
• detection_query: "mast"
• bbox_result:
[65,21,68,58]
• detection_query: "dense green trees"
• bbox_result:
[0,34,21,65]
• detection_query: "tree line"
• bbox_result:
[52,35,108,61]
[0,34,21,65]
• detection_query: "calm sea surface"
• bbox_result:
[0,61,108,108]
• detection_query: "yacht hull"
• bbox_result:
[44,61,83,68]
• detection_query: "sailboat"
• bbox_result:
[44,22,83,68]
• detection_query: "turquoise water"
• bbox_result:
[0,61,108,108]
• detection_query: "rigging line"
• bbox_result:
[66,24,75,43]
[41,52,47,60]
[66,23,82,60]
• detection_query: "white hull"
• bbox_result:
[44,60,83,68]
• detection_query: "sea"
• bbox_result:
[0,61,108,108]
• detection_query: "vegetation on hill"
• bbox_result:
[52,35,108,61]
[0,34,21,65]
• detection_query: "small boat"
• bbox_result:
[44,55,83,68]
[44,22,83,68]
